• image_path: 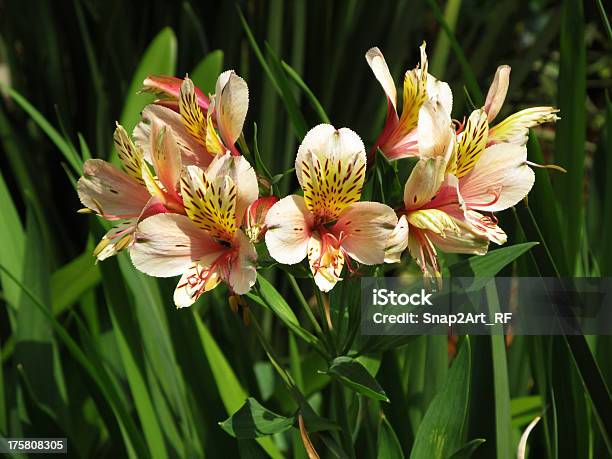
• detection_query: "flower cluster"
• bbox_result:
[77,43,558,307]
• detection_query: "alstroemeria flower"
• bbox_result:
[385,104,490,281]
[130,153,259,307]
[265,124,399,292]
[445,108,537,244]
[78,121,187,260]
[483,65,559,146]
[142,75,210,112]
[170,72,248,157]
[366,43,453,160]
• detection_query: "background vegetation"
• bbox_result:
[0,0,611,457]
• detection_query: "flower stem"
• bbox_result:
[288,273,323,336]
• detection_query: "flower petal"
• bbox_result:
[450,109,489,178]
[295,124,366,220]
[130,213,224,277]
[173,262,221,308]
[142,75,209,110]
[93,219,138,261]
[425,219,490,255]
[205,153,258,224]
[215,70,249,148]
[308,233,344,293]
[228,229,257,295]
[134,104,212,167]
[113,124,145,185]
[180,165,238,242]
[483,65,510,123]
[489,107,560,146]
[365,47,397,111]
[425,72,453,117]
[403,157,447,210]
[397,42,429,139]
[264,195,313,264]
[417,100,455,159]
[78,159,150,219]
[179,77,208,147]
[333,201,398,265]
[150,120,182,198]
[384,215,409,263]
[459,143,534,212]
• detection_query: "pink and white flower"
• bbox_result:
[77,121,186,260]
[264,124,399,292]
[366,43,453,160]
[130,153,259,307]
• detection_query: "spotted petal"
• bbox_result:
[179,77,207,147]
[93,219,138,261]
[78,159,150,219]
[134,104,212,167]
[113,124,145,185]
[295,124,366,220]
[451,109,489,178]
[173,262,222,308]
[307,233,344,293]
[403,157,448,210]
[180,165,237,242]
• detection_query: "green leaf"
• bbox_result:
[448,439,486,459]
[484,284,512,459]
[326,356,389,402]
[50,251,101,315]
[220,398,295,439]
[191,50,224,95]
[554,0,586,273]
[2,85,82,174]
[281,60,330,124]
[377,414,405,459]
[251,274,320,346]
[449,242,538,281]
[112,27,177,162]
[410,338,471,459]
[511,396,542,428]
[192,311,283,459]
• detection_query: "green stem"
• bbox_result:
[334,382,355,459]
[314,285,336,354]
[288,274,323,336]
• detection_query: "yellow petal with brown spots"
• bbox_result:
[180,165,237,242]
[452,109,489,178]
[113,124,145,185]
[179,77,207,147]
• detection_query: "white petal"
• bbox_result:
[417,100,455,159]
[215,70,249,146]
[483,65,510,122]
[264,195,313,264]
[384,215,409,263]
[459,143,534,212]
[334,201,398,265]
[426,73,453,116]
[173,263,221,308]
[228,229,257,295]
[365,47,397,111]
[130,213,224,277]
[295,124,366,189]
